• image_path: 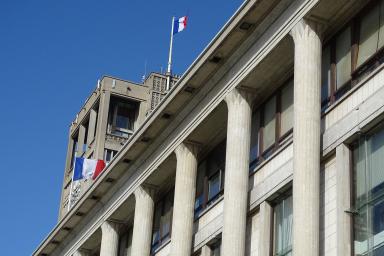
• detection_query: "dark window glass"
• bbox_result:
[151,190,174,252]
[353,127,384,255]
[208,172,221,202]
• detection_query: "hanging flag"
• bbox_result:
[173,16,188,35]
[73,157,106,181]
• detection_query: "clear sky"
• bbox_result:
[0,0,242,255]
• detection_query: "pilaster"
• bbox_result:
[86,108,97,147]
[336,144,352,256]
[95,90,111,160]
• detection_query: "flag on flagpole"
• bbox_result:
[173,16,188,35]
[73,157,106,181]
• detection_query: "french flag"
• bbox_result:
[73,157,106,181]
[173,16,187,35]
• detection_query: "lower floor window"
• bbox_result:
[353,127,384,255]
[273,195,293,256]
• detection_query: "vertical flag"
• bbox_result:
[173,16,188,35]
[167,15,188,90]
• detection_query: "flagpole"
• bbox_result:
[67,153,77,212]
[166,16,175,91]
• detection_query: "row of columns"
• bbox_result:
[75,18,323,256]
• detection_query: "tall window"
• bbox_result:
[195,141,226,217]
[250,80,293,169]
[152,190,174,252]
[321,0,384,109]
[273,195,293,256]
[104,149,118,164]
[108,98,137,138]
[353,126,384,255]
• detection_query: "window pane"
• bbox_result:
[368,128,384,199]
[354,206,369,256]
[357,6,380,66]
[116,105,134,130]
[336,27,351,88]
[263,96,276,150]
[321,46,331,103]
[353,127,384,255]
[281,82,293,136]
[250,111,260,163]
[353,140,367,208]
[208,172,221,201]
[274,196,293,256]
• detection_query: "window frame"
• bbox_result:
[271,192,293,256]
[151,189,174,253]
[250,79,294,169]
[351,123,384,256]
[194,141,226,218]
[322,0,384,110]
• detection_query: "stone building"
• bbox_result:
[35,0,384,255]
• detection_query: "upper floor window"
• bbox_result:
[322,0,384,110]
[273,195,293,256]
[250,80,293,169]
[195,141,226,217]
[152,189,174,253]
[108,97,138,138]
[104,149,118,164]
[352,126,384,255]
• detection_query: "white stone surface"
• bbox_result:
[320,156,337,256]
[131,185,155,256]
[222,88,253,256]
[170,142,199,256]
[100,221,120,256]
[290,19,322,256]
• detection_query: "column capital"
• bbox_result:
[290,18,324,43]
[175,141,201,160]
[101,220,122,234]
[134,184,156,200]
[224,86,256,109]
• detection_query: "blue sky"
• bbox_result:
[0,0,242,255]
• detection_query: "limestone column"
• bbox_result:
[86,108,97,146]
[95,89,111,160]
[222,88,253,256]
[258,201,273,256]
[131,185,155,256]
[290,19,322,256]
[170,142,199,256]
[336,144,352,255]
[100,220,121,256]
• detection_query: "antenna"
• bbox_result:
[142,59,148,83]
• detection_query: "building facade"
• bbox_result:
[36,0,384,255]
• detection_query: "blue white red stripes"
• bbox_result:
[73,157,106,181]
[173,16,187,35]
